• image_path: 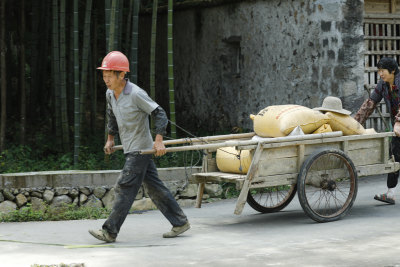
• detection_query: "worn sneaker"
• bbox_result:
[163,222,190,238]
[88,229,116,243]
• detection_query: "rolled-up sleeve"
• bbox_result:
[106,93,119,136]
[354,82,385,125]
[354,98,377,125]
[151,106,168,136]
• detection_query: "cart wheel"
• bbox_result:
[247,184,297,213]
[297,149,358,223]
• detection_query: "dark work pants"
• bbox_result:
[388,137,400,188]
[102,153,188,237]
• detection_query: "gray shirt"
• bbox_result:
[106,80,159,153]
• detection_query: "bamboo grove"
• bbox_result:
[0,0,183,167]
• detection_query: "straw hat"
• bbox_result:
[314,96,351,115]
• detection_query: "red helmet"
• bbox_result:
[97,51,130,72]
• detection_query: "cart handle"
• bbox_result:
[112,131,343,155]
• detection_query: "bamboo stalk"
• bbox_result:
[105,0,111,50]
[52,0,62,150]
[20,0,26,145]
[30,0,39,116]
[79,0,93,129]
[150,0,159,133]
[108,0,117,52]
[150,0,158,101]
[90,7,98,134]
[167,0,176,138]
[130,0,140,83]
[0,0,6,152]
[104,0,111,144]
[73,0,80,166]
[116,0,123,50]
[59,0,70,150]
[113,132,343,154]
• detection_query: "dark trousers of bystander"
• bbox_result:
[388,136,400,188]
[102,153,188,238]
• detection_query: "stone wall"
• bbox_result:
[0,183,225,214]
[0,167,219,215]
[138,0,364,133]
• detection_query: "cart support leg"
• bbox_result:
[196,183,205,208]
[234,180,250,215]
[234,142,263,215]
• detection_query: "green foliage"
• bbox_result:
[0,140,202,174]
[0,203,110,222]
[221,183,240,199]
[153,150,202,168]
[0,203,47,222]
[49,205,110,221]
[249,185,292,196]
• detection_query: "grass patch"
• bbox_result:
[0,203,110,222]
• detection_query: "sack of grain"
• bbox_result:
[325,112,365,135]
[249,105,329,137]
[312,123,333,134]
[216,147,252,174]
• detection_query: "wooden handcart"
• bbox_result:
[116,131,400,222]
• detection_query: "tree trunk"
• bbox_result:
[0,0,6,152]
[129,0,140,84]
[52,0,62,149]
[167,0,176,138]
[20,0,27,145]
[60,0,70,150]
[73,0,80,166]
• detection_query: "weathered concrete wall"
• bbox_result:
[138,0,364,133]
[0,168,199,190]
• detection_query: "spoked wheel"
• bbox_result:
[297,149,358,223]
[247,184,297,213]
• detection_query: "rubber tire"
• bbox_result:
[247,184,297,213]
[297,149,358,223]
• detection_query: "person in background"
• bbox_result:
[354,57,400,204]
[89,51,190,242]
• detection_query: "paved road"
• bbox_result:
[1,175,400,267]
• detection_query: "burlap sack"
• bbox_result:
[216,147,252,174]
[325,112,365,135]
[312,123,333,134]
[250,105,329,137]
